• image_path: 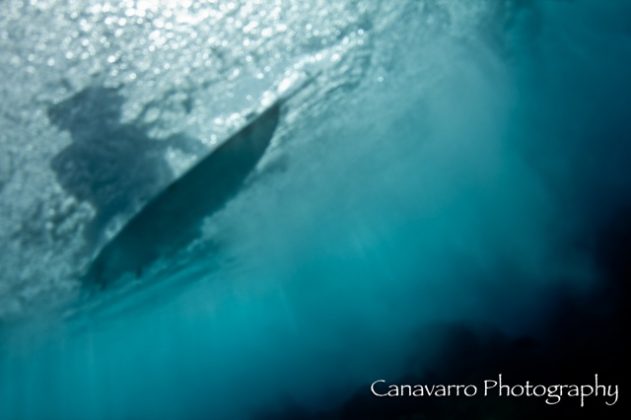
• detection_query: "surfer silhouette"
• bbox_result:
[47,86,202,245]
[48,78,307,287]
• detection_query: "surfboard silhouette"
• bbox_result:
[85,102,280,287]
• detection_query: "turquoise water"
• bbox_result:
[1,1,630,419]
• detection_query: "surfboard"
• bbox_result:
[84,101,280,287]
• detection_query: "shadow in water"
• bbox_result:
[83,101,280,288]
[47,86,202,246]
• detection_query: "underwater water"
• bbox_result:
[1,1,630,419]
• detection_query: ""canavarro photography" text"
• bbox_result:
[370,374,619,407]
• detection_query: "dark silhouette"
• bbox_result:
[84,101,280,288]
[47,86,202,245]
